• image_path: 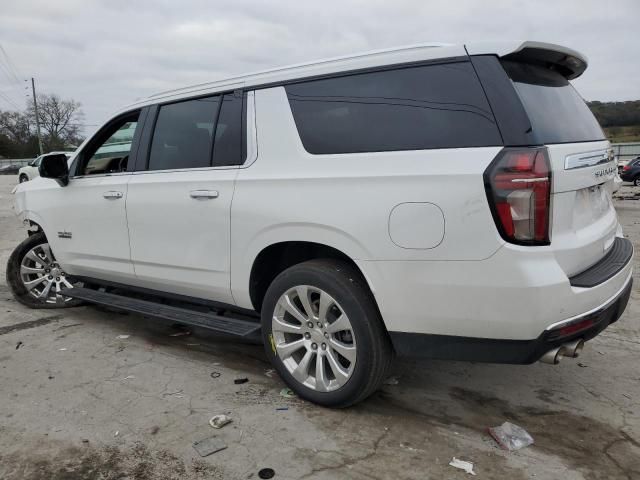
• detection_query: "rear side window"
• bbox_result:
[212,93,245,167]
[148,97,220,171]
[285,62,502,154]
[501,61,605,144]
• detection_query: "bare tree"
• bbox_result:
[28,93,84,150]
[0,110,37,157]
[0,110,32,145]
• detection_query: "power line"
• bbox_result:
[0,90,21,110]
[0,86,25,108]
[0,44,24,84]
[0,44,28,110]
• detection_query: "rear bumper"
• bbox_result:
[389,275,633,364]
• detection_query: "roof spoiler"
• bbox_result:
[466,41,588,80]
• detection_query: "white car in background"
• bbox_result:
[18,152,74,183]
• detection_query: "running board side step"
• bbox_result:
[63,287,261,337]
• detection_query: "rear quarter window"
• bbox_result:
[501,61,605,144]
[285,62,502,154]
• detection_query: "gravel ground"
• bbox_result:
[0,175,638,480]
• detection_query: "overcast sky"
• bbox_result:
[1,0,638,135]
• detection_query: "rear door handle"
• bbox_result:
[189,190,219,199]
[103,191,123,199]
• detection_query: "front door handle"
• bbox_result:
[103,191,123,199]
[189,190,219,199]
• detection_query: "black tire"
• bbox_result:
[19,175,28,183]
[261,259,393,407]
[6,232,82,309]
[634,177,640,187]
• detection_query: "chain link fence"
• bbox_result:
[612,142,640,163]
[0,158,31,168]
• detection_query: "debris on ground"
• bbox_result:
[276,407,289,411]
[193,435,228,457]
[258,467,275,479]
[58,348,67,351]
[210,371,221,379]
[449,457,476,475]
[114,431,119,437]
[81,438,89,443]
[400,442,418,452]
[265,368,275,378]
[123,375,135,380]
[280,388,296,398]
[209,414,232,429]
[234,377,249,384]
[163,390,184,399]
[488,421,534,451]
[623,393,632,399]
[15,341,23,350]
[383,376,399,385]
[578,362,588,368]
[116,334,130,339]
[169,331,191,337]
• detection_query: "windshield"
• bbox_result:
[502,60,605,144]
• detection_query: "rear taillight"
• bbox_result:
[484,148,552,246]
[623,165,631,171]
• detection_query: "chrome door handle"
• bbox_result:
[103,191,123,199]
[189,190,219,199]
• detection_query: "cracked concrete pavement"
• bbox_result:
[0,175,638,480]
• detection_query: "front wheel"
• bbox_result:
[261,259,393,407]
[19,175,28,183]
[634,177,640,187]
[6,232,82,309]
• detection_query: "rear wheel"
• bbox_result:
[634,177,640,187]
[261,259,392,407]
[6,232,82,309]
[19,174,28,183]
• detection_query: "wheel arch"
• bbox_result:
[247,240,379,316]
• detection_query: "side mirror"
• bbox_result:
[39,154,70,186]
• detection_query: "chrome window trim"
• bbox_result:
[70,171,132,180]
[130,165,240,176]
[241,91,258,169]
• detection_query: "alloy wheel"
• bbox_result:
[272,286,357,392]
[20,243,75,304]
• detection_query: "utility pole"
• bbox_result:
[31,77,43,155]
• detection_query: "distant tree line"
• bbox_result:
[0,93,84,158]
[587,100,640,128]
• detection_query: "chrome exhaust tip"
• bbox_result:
[540,346,567,365]
[562,339,585,358]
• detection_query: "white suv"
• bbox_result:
[8,41,634,407]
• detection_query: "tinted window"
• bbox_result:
[148,97,220,171]
[285,62,501,154]
[502,61,605,144]
[80,113,140,175]
[212,93,245,166]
